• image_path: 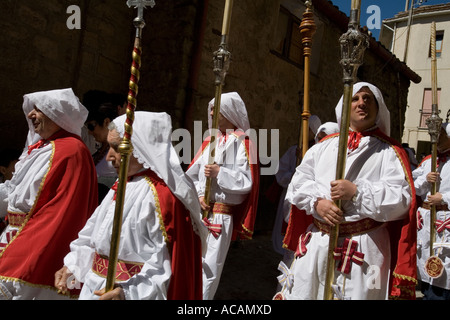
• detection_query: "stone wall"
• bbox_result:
[0,0,134,151]
[190,0,410,158]
[193,0,303,154]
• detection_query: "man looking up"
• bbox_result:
[279,82,417,300]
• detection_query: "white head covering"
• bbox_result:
[335,82,391,135]
[208,92,250,132]
[309,115,322,136]
[112,111,207,246]
[315,122,339,142]
[23,88,88,140]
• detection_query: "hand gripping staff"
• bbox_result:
[323,0,369,300]
[202,0,233,219]
[424,21,444,279]
[105,0,155,293]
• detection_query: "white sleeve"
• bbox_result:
[286,142,412,223]
[440,162,450,205]
[0,182,10,219]
[186,156,205,197]
[216,141,252,195]
[413,159,431,198]
[64,209,98,282]
[351,148,412,222]
[285,145,329,220]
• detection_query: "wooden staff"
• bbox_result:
[297,0,316,165]
[203,0,233,218]
[426,21,442,260]
[105,0,155,293]
[323,0,368,300]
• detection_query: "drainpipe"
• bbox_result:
[403,0,414,63]
[390,22,397,53]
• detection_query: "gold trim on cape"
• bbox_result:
[0,142,55,257]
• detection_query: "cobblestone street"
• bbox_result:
[214,232,282,300]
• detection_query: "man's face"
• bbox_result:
[86,118,110,144]
[350,87,378,132]
[316,131,327,142]
[210,107,236,133]
[106,129,143,176]
[27,106,61,139]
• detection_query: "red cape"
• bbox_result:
[0,130,98,293]
[189,131,260,240]
[418,154,432,167]
[145,170,203,300]
[283,129,417,300]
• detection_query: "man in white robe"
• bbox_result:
[278,82,417,300]
[55,111,207,300]
[315,122,339,143]
[414,123,450,300]
[187,92,259,300]
[0,88,98,299]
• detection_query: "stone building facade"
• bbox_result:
[381,3,450,160]
[0,0,135,149]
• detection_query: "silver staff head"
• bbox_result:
[127,0,156,36]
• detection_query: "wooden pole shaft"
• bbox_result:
[298,1,316,164]
[429,21,439,257]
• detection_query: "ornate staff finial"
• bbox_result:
[339,1,369,84]
[122,0,156,145]
[127,0,155,36]
[300,1,315,58]
[213,0,233,87]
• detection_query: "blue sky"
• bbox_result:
[328,0,450,40]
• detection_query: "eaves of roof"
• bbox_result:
[384,3,450,22]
